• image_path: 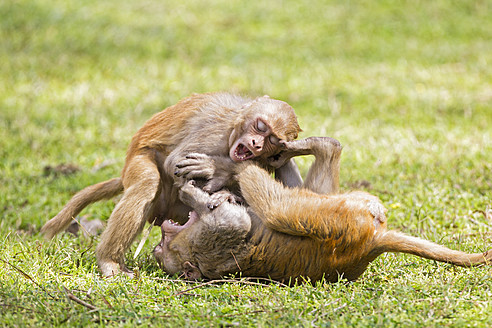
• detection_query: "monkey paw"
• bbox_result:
[175,153,215,180]
[207,190,244,210]
[179,180,213,207]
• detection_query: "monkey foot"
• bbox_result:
[99,260,135,278]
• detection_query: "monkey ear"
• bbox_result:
[229,126,243,148]
[183,261,202,280]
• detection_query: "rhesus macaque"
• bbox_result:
[153,137,492,283]
[42,92,302,277]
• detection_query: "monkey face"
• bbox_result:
[153,213,199,275]
[228,96,301,163]
[229,118,282,162]
[153,182,252,279]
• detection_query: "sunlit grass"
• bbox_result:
[1,0,491,326]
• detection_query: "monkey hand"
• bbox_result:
[175,153,215,180]
[178,180,211,209]
[175,153,233,193]
[207,190,244,210]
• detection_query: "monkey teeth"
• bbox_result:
[168,219,181,226]
[234,144,254,161]
[163,212,199,233]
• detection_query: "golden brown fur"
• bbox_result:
[42,92,301,277]
[153,137,492,283]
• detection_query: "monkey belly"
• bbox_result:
[239,219,379,283]
[242,239,374,283]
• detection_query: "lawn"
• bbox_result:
[1,0,491,326]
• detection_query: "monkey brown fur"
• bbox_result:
[41,92,302,277]
[153,137,492,283]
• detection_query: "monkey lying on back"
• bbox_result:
[42,92,302,277]
[153,137,492,283]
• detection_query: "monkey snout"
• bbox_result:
[251,138,264,150]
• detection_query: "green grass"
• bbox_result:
[1,0,491,326]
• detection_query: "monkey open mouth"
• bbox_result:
[232,143,255,162]
[162,211,198,235]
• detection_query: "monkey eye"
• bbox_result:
[256,120,268,132]
[269,135,279,144]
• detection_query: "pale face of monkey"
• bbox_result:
[153,181,251,279]
[228,96,300,163]
[229,118,281,162]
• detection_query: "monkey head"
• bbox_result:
[228,96,301,163]
[153,211,203,279]
[153,181,252,280]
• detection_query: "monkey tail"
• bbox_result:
[41,178,124,239]
[376,230,492,267]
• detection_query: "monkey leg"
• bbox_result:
[302,137,342,194]
[96,154,161,277]
[269,137,342,194]
[237,164,337,239]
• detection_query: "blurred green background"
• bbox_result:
[1,0,491,326]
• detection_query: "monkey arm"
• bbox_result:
[178,180,252,233]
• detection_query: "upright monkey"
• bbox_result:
[42,93,302,277]
[154,137,492,283]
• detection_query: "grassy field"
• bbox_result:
[1,0,491,326]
